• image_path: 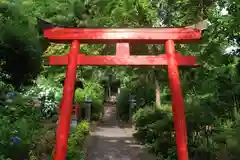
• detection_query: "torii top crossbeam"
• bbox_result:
[44,28,201,43]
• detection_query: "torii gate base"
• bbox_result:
[44,28,202,160]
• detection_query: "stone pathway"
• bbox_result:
[86,103,156,160]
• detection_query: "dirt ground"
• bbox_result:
[86,103,156,160]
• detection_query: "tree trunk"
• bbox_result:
[154,71,161,106]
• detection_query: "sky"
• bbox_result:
[225,46,240,55]
[220,8,239,55]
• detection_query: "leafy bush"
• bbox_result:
[91,100,104,121]
[0,155,11,160]
[24,76,62,119]
[29,128,56,160]
[75,81,104,121]
[67,121,89,159]
[117,81,156,121]
[0,94,45,159]
[133,98,240,160]
[116,87,131,121]
[133,105,175,159]
[0,2,42,87]
[133,103,217,159]
[0,77,57,160]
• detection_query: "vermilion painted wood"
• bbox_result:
[54,40,79,160]
[44,28,201,43]
[44,27,202,160]
[165,40,188,160]
[116,43,130,56]
[48,54,197,66]
[48,41,197,66]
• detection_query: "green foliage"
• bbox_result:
[29,129,56,160]
[91,100,104,121]
[0,155,11,160]
[0,89,55,159]
[117,80,159,121]
[67,121,89,160]
[75,81,104,121]
[0,2,43,87]
[0,0,240,160]
[133,105,175,159]
[117,88,131,121]
[133,99,240,159]
[24,76,62,119]
[75,81,104,103]
[0,75,57,160]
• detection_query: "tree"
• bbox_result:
[0,2,43,87]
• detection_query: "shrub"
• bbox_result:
[0,155,11,160]
[23,76,62,119]
[116,87,131,121]
[0,78,57,160]
[0,115,43,159]
[133,97,240,160]
[91,100,104,121]
[0,92,43,159]
[75,81,104,121]
[116,81,156,121]
[29,129,56,160]
[133,105,175,159]
[67,121,89,159]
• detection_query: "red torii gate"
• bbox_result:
[43,27,201,160]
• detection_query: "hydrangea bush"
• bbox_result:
[24,76,62,119]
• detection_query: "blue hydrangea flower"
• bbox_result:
[11,136,21,144]
[7,92,15,99]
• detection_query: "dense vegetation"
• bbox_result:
[0,0,239,159]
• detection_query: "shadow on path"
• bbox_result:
[86,103,156,160]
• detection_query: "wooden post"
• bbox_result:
[165,40,189,160]
[54,40,79,160]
